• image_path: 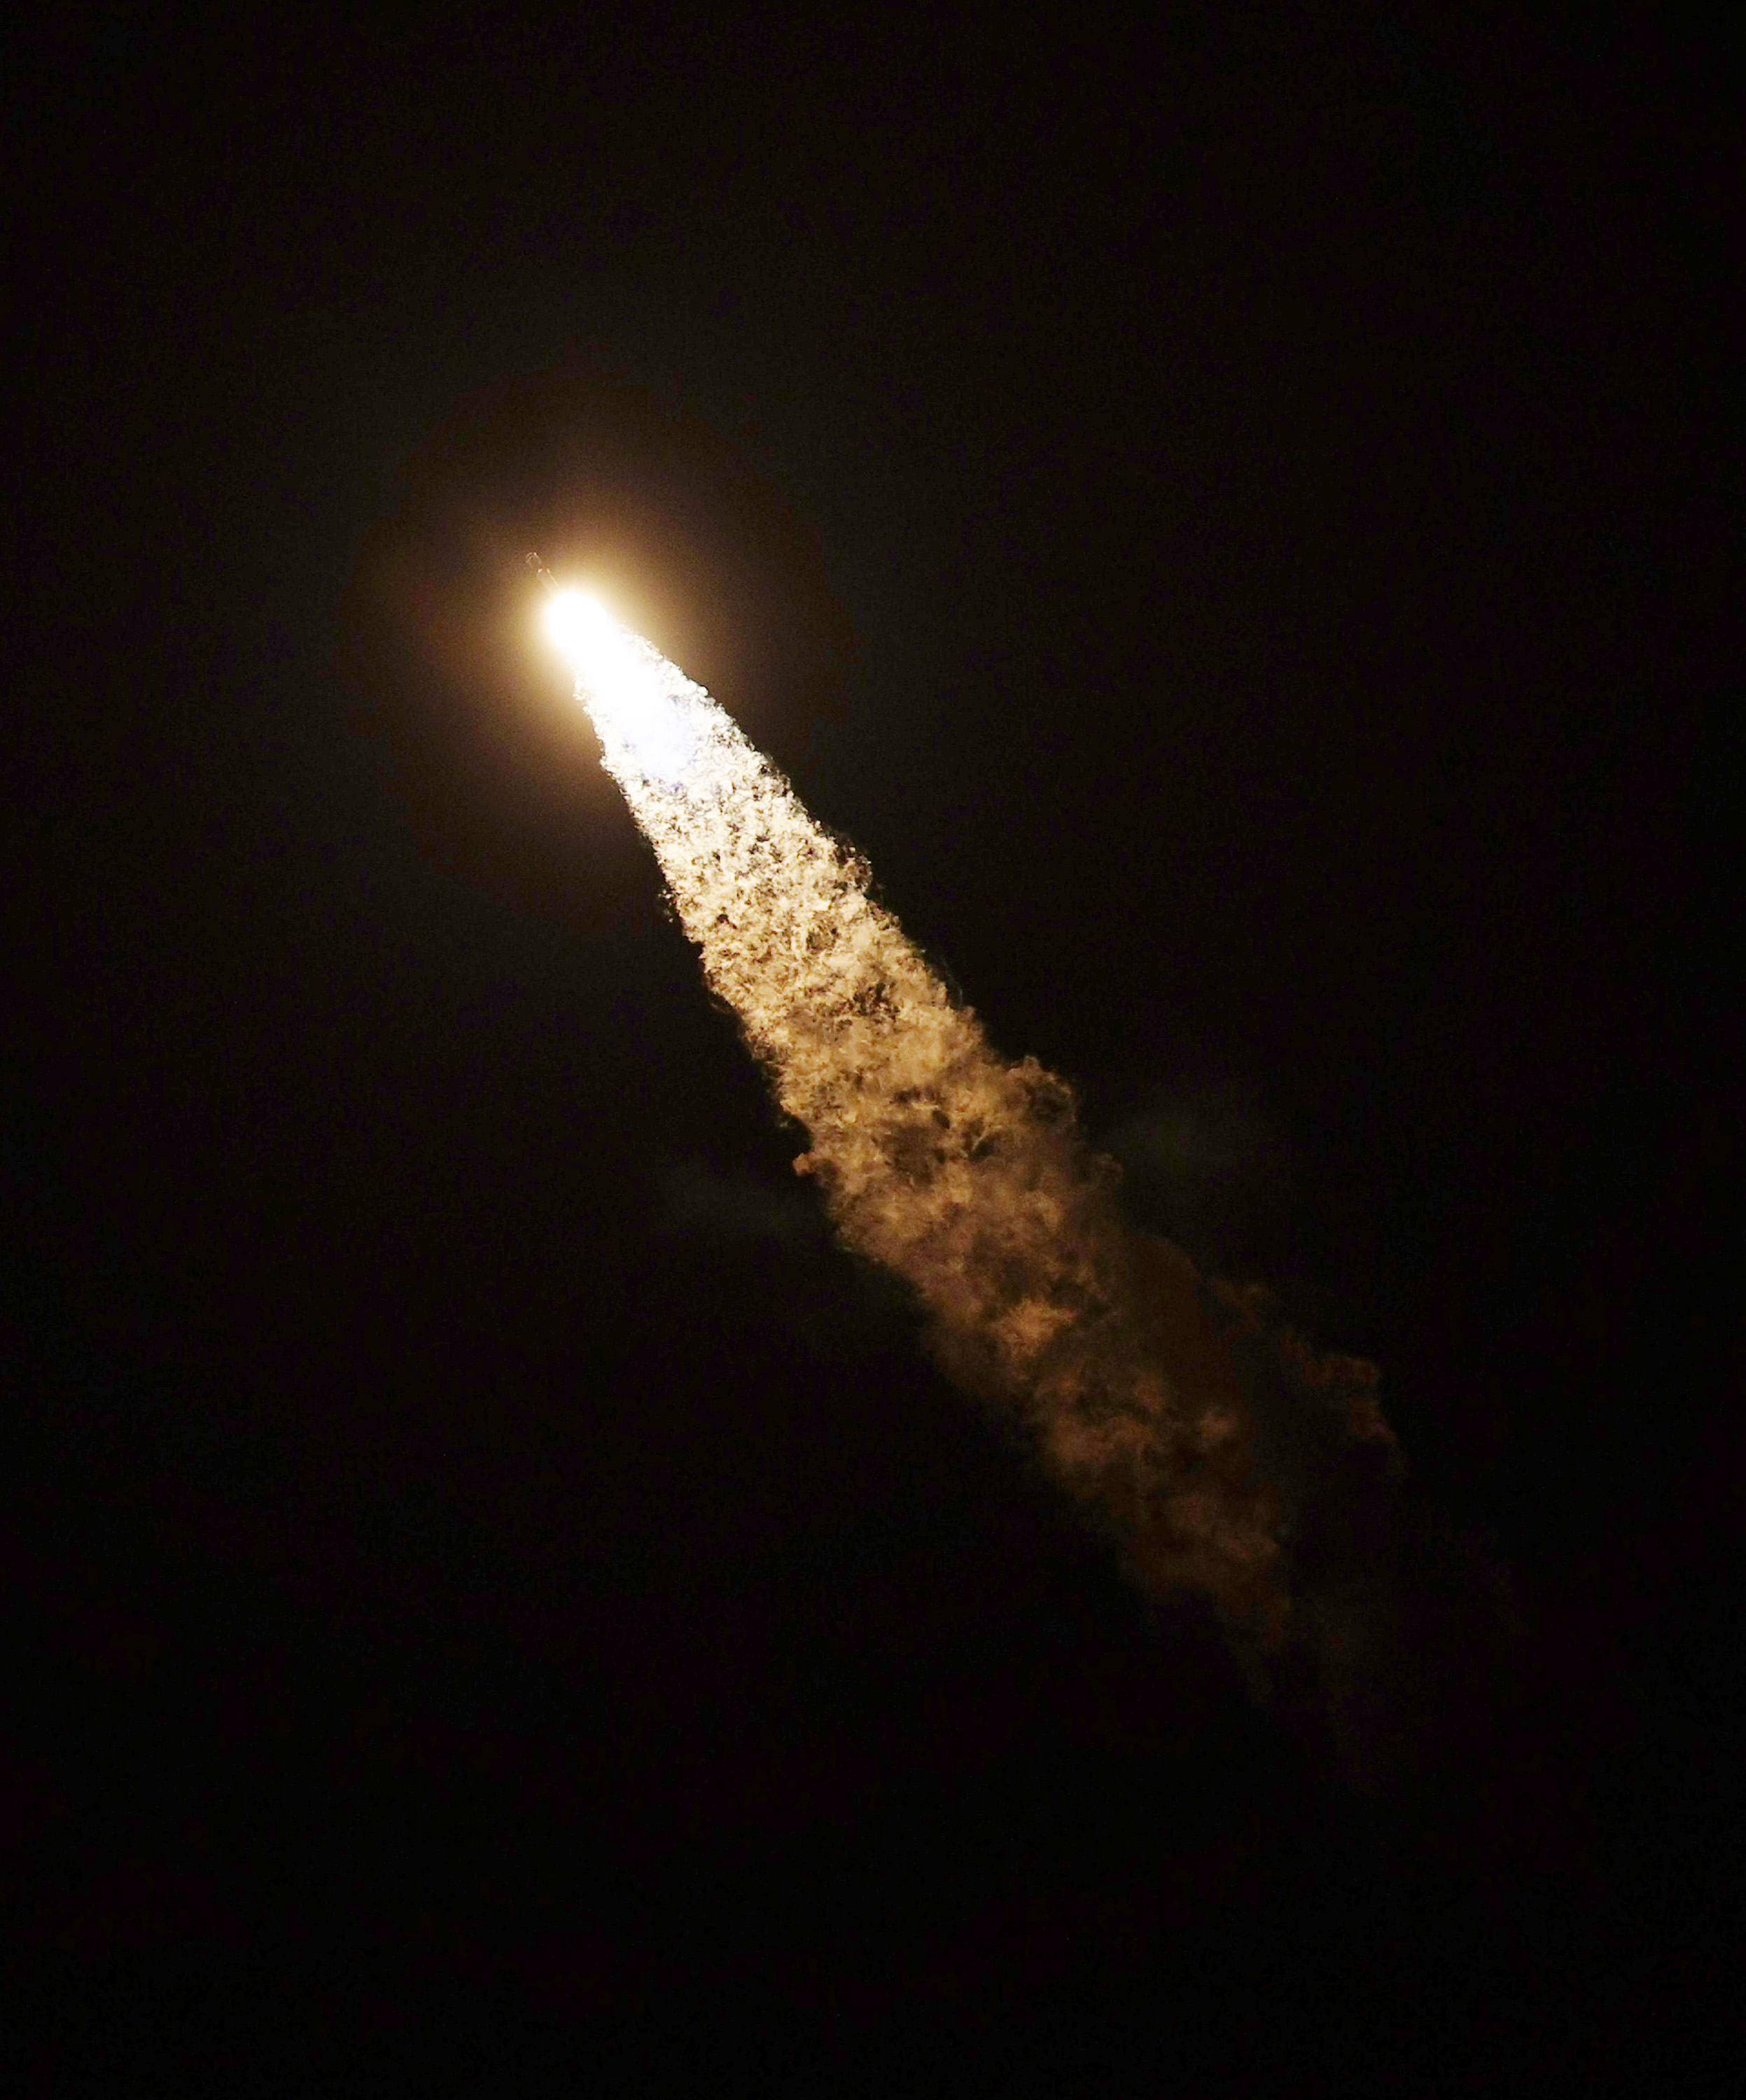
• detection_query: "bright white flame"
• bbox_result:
[543,589,695,785]
[544,589,613,660]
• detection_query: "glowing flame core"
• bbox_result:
[545,590,695,785]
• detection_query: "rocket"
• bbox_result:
[526,552,559,595]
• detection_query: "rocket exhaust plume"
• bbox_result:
[538,569,1306,1649]
[532,563,1529,1790]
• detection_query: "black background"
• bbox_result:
[5,6,1733,2090]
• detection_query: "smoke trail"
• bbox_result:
[538,588,1528,1786]
[555,596,1302,1648]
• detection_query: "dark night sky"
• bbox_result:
[4,6,1733,2090]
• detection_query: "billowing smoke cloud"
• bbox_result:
[564,601,1507,1773]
